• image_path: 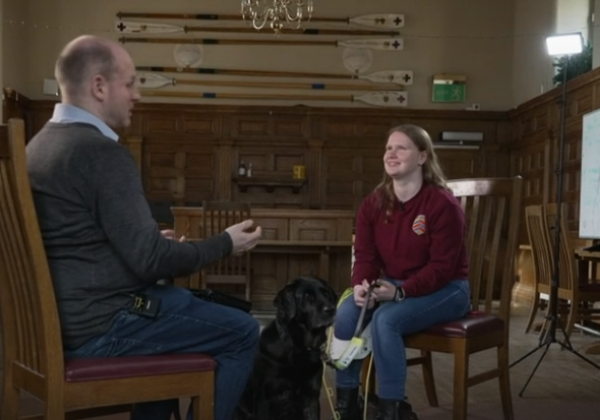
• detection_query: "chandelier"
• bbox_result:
[241,0,314,33]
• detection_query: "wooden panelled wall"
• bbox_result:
[509,66,600,244]
[14,66,600,241]
[24,101,511,215]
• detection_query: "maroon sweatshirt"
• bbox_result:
[352,183,469,297]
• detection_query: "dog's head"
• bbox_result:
[273,276,337,329]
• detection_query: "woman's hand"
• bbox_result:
[371,279,397,302]
[353,280,376,308]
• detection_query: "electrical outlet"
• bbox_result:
[43,79,59,96]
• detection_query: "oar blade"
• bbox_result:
[349,14,405,29]
[354,91,408,107]
[361,70,413,86]
[115,20,183,34]
[338,38,403,51]
[136,72,174,89]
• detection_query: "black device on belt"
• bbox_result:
[128,293,160,319]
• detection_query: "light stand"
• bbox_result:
[510,32,600,396]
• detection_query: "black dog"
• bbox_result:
[235,276,338,420]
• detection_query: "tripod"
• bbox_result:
[509,55,600,396]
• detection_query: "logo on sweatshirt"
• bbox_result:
[412,215,426,235]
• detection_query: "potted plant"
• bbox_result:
[553,43,593,85]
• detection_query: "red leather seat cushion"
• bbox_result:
[419,311,504,338]
[65,354,216,382]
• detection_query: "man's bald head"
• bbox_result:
[54,35,121,100]
[54,35,140,128]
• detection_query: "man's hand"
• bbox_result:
[225,219,262,256]
[353,280,376,308]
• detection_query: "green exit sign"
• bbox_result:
[432,74,466,103]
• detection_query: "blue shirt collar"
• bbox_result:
[49,104,119,142]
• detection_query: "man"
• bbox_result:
[26,35,262,420]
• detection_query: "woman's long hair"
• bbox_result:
[374,124,449,221]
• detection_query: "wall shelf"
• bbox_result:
[233,177,306,194]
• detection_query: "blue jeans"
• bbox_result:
[64,284,259,420]
[334,279,470,400]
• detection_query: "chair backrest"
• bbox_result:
[524,205,555,290]
[202,200,251,277]
[0,119,64,383]
[543,203,578,291]
[446,177,523,326]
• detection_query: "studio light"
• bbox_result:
[545,32,584,56]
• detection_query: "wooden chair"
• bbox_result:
[537,203,600,337]
[363,177,522,420]
[0,119,215,420]
[523,205,556,334]
[201,200,252,302]
[405,177,522,420]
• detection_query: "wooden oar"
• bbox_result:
[119,36,404,51]
[137,71,399,91]
[136,66,413,85]
[117,12,405,29]
[141,90,408,107]
[115,20,400,37]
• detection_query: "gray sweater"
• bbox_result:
[27,122,232,349]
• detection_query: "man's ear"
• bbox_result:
[90,74,107,101]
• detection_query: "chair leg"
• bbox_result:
[199,375,215,420]
[452,346,469,420]
[497,344,514,420]
[1,380,20,420]
[189,396,201,420]
[420,350,439,407]
[43,399,65,420]
[524,291,540,333]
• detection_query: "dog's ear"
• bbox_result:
[274,283,297,321]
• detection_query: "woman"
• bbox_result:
[333,124,470,420]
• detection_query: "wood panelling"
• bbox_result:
[3,88,31,139]
[436,148,480,179]
[146,117,178,133]
[510,66,600,241]
[25,102,510,214]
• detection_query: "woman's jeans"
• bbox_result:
[334,279,470,400]
[64,284,259,420]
